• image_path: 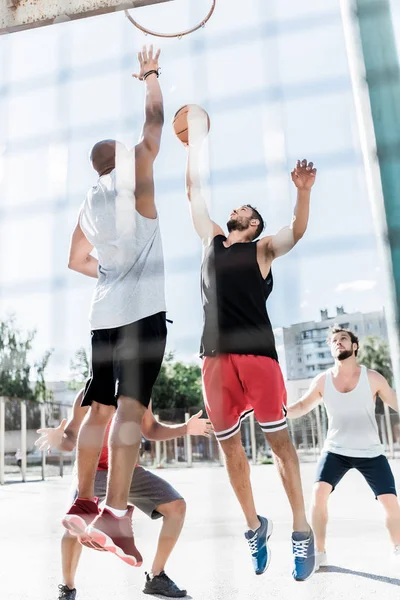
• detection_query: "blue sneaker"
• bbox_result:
[292,530,316,581]
[245,516,273,575]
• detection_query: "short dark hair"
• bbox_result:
[246,204,265,240]
[327,326,359,356]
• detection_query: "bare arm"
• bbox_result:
[185,106,224,244]
[260,159,317,259]
[286,374,324,419]
[134,46,164,219]
[141,402,213,441]
[371,370,398,412]
[68,217,98,278]
[35,390,89,453]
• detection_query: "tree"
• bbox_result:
[358,336,393,414]
[68,347,90,390]
[0,315,53,430]
[152,352,203,411]
[0,315,53,401]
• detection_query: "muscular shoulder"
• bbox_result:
[366,368,386,393]
[312,372,326,394]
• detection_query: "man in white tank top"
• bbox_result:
[63,46,167,568]
[287,327,400,569]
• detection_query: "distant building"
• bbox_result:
[283,307,388,381]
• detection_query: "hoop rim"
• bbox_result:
[125,0,216,39]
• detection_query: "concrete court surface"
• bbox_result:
[1,461,400,600]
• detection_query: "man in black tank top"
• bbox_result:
[184,106,317,581]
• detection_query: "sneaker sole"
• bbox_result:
[256,519,274,576]
[86,526,142,567]
[142,589,187,598]
[62,515,88,538]
[294,563,316,582]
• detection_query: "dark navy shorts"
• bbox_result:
[316,451,397,498]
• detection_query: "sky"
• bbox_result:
[0,0,399,382]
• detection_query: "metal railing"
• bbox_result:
[1,397,399,483]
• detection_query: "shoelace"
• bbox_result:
[247,532,258,555]
[58,584,74,599]
[292,538,309,559]
[394,545,400,556]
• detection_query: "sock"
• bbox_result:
[104,505,127,518]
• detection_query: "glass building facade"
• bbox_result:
[0,0,399,381]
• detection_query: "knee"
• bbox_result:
[89,402,114,424]
[266,432,293,458]
[160,499,186,521]
[312,483,331,509]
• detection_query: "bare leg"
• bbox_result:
[76,402,114,499]
[265,428,309,532]
[61,531,82,590]
[151,499,187,575]
[311,482,332,552]
[105,396,146,510]
[378,494,400,547]
[219,432,260,531]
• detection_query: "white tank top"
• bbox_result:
[323,366,384,458]
[80,169,166,330]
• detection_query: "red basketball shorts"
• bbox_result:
[202,354,287,442]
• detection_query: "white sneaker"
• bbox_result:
[392,545,400,559]
[315,551,327,571]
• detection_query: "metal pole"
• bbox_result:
[185,413,192,467]
[155,414,161,468]
[0,397,5,485]
[383,404,395,459]
[340,0,400,397]
[249,412,257,465]
[20,400,27,483]
[315,405,324,453]
[40,403,46,481]
[174,438,178,463]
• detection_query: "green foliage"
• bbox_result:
[152,352,203,410]
[358,336,393,414]
[0,315,53,402]
[68,347,90,390]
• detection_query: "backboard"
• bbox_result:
[0,0,173,35]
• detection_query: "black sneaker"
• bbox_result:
[143,571,187,598]
[58,584,76,600]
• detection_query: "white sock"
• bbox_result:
[104,505,127,518]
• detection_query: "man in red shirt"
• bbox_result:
[36,389,212,599]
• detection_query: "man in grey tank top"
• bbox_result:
[63,46,167,569]
[287,327,400,569]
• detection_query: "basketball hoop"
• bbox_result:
[125,0,216,39]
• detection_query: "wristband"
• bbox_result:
[143,69,160,80]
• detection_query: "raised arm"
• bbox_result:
[370,370,398,412]
[134,45,164,219]
[35,389,89,453]
[286,373,324,419]
[260,159,317,259]
[185,106,224,245]
[68,215,98,278]
[141,401,213,441]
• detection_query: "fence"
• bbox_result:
[1,397,399,484]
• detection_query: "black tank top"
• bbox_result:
[200,235,278,360]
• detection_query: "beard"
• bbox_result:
[226,218,249,233]
[337,348,354,361]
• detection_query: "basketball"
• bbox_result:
[173,104,210,145]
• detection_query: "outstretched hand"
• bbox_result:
[186,410,214,437]
[35,419,67,453]
[291,159,317,190]
[132,44,161,81]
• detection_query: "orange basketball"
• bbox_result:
[173,104,210,145]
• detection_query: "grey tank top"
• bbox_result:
[323,366,384,458]
[80,169,166,330]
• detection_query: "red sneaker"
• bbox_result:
[62,497,100,539]
[86,506,142,567]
